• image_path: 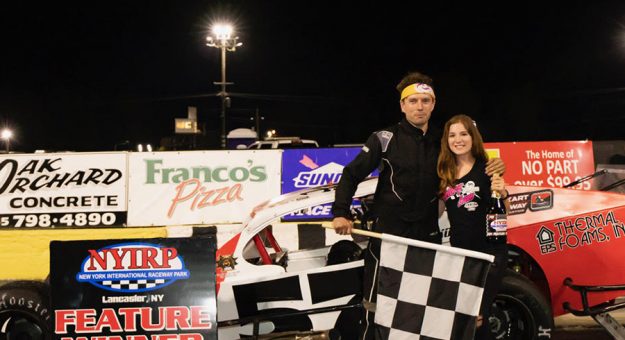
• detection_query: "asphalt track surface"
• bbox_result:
[551,312,624,339]
[552,328,613,339]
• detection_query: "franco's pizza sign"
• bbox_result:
[127,150,281,225]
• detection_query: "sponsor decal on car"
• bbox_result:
[536,226,557,255]
[530,190,553,211]
[509,189,555,216]
[535,210,625,254]
[217,255,238,271]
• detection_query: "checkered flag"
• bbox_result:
[374,234,494,340]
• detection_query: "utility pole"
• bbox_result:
[206,23,242,149]
[254,107,263,138]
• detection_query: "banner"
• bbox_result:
[484,141,595,190]
[281,148,377,221]
[0,152,127,228]
[50,234,217,340]
[127,150,281,226]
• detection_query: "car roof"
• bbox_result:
[247,138,319,149]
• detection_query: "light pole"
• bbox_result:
[1,129,12,153]
[206,23,242,149]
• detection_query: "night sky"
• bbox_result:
[3,1,625,152]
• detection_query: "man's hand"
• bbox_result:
[486,158,506,176]
[332,217,353,235]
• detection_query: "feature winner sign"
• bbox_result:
[0,152,127,228]
[484,141,595,190]
[50,235,217,340]
[127,150,281,225]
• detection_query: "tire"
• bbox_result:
[332,295,362,340]
[489,269,554,340]
[0,282,51,340]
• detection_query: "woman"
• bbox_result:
[437,114,509,340]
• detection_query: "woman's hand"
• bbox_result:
[491,173,507,198]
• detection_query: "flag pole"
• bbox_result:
[322,223,494,263]
[321,223,382,239]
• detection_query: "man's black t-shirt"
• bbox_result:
[443,160,503,252]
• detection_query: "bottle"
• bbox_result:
[486,190,507,244]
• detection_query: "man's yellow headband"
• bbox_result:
[400,83,436,101]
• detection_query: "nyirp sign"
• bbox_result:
[51,234,218,340]
[282,148,377,220]
[76,242,190,293]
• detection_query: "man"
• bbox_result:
[331,71,504,339]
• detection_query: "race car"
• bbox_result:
[214,177,625,339]
[215,180,377,339]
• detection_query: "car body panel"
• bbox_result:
[507,186,625,315]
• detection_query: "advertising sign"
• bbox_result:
[484,141,595,190]
[50,234,217,340]
[0,152,127,228]
[281,148,378,220]
[127,150,281,226]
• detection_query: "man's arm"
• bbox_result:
[486,157,506,176]
[332,133,383,235]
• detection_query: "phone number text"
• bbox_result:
[0,212,124,228]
